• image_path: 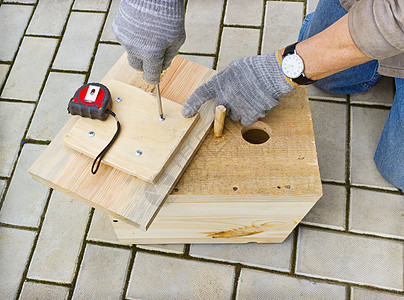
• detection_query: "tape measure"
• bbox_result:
[68,83,120,174]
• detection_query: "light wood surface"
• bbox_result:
[29,54,216,231]
[108,86,323,244]
[214,105,226,138]
[64,80,199,184]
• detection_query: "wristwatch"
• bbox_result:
[281,42,316,85]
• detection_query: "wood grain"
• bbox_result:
[29,55,216,231]
[64,80,199,183]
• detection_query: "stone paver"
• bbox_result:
[28,191,91,283]
[181,0,224,54]
[27,0,73,36]
[87,209,119,244]
[307,0,320,14]
[0,227,36,299]
[0,102,34,177]
[217,27,260,71]
[88,43,124,82]
[2,37,58,101]
[351,76,395,106]
[351,287,404,300]
[262,1,303,54]
[237,269,346,299]
[0,144,49,227]
[307,85,347,102]
[53,12,104,71]
[0,4,33,61]
[0,64,10,88]
[179,54,214,68]
[72,244,131,299]
[127,252,235,299]
[190,232,294,271]
[309,101,347,182]
[73,0,110,11]
[351,107,394,189]
[9,0,36,3]
[27,72,85,141]
[100,0,120,42]
[301,183,346,230]
[20,282,70,300]
[0,180,6,198]
[350,188,404,239]
[224,0,262,26]
[296,227,403,290]
[137,244,185,255]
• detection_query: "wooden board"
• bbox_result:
[111,87,323,244]
[64,80,199,184]
[29,54,216,231]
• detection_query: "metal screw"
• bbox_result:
[159,115,166,121]
[88,131,95,137]
[135,150,143,156]
[116,97,122,102]
[285,185,291,189]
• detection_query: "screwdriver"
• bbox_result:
[155,84,165,121]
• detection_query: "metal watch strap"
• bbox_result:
[282,42,316,85]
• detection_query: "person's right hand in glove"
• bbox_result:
[112,0,185,85]
[182,51,296,126]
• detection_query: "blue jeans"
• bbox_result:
[298,0,403,189]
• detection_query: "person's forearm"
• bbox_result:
[281,14,372,82]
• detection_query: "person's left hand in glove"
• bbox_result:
[182,51,296,126]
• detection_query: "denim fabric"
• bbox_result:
[298,0,403,189]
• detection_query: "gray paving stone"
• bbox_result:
[190,232,294,271]
[179,54,214,68]
[27,72,85,141]
[127,252,235,299]
[72,244,131,299]
[2,37,58,101]
[0,144,49,227]
[237,268,346,300]
[20,282,70,300]
[0,64,10,89]
[73,0,110,11]
[181,0,224,54]
[301,183,346,230]
[9,0,36,3]
[0,4,33,61]
[0,102,34,177]
[0,179,6,198]
[309,101,347,182]
[351,76,395,107]
[296,227,403,290]
[350,188,404,239]
[224,0,262,26]
[137,244,185,255]
[0,227,36,299]
[307,85,347,102]
[27,0,73,36]
[307,0,320,14]
[262,1,303,54]
[88,43,124,82]
[351,286,404,300]
[87,209,119,244]
[28,191,91,283]
[101,0,120,42]
[351,107,395,189]
[217,27,260,71]
[53,12,105,71]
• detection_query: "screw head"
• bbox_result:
[135,150,142,156]
[88,131,95,137]
[116,97,122,102]
[159,116,166,121]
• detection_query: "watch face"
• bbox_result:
[281,54,304,79]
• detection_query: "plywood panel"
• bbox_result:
[64,80,199,183]
[29,55,216,231]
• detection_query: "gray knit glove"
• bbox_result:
[182,52,295,126]
[112,0,185,84]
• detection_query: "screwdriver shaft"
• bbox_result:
[155,84,164,120]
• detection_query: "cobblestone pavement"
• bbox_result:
[0,0,403,299]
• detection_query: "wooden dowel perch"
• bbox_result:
[214,105,226,137]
